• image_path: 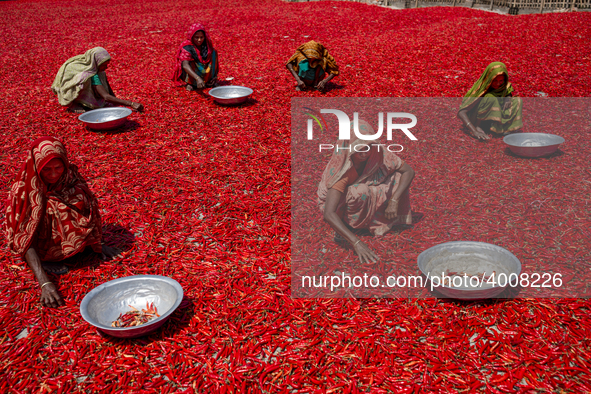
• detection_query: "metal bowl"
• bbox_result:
[503,132,564,158]
[208,85,253,105]
[78,107,132,131]
[80,275,183,338]
[417,241,521,300]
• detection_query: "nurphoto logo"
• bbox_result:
[306,110,418,152]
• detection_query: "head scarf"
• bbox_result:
[459,62,514,112]
[287,41,339,76]
[51,47,111,107]
[171,22,215,84]
[5,137,102,261]
[318,120,404,206]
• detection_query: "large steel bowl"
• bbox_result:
[80,275,183,338]
[417,241,521,300]
[78,107,132,131]
[208,86,253,105]
[503,133,564,158]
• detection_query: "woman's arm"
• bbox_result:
[286,63,306,90]
[324,188,379,264]
[385,162,415,220]
[182,61,205,89]
[93,84,144,111]
[315,73,335,92]
[24,248,64,308]
[458,106,490,141]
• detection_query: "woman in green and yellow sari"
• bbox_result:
[458,62,523,141]
[51,47,144,113]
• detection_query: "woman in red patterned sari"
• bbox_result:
[5,137,119,307]
[318,121,414,264]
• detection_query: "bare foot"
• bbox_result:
[100,245,122,261]
[67,104,86,114]
[185,84,195,92]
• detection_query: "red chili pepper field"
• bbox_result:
[1,0,591,392]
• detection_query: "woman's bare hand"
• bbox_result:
[101,245,122,261]
[195,77,205,89]
[385,199,398,220]
[205,77,218,88]
[131,102,144,112]
[471,126,490,141]
[296,78,306,91]
[41,282,64,308]
[315,79,327,92]
[353,240,379,264]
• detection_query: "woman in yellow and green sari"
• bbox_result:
[51,47,144,113]
[458,62,523,141]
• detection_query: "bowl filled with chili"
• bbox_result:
[80,275,183,338]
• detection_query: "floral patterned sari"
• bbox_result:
[5,137,103,261]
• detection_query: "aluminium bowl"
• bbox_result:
[80,275,183,338]
[78,107,132,131]
[503,132,565,158]
[208,85,253,105]
[417,241,521,300]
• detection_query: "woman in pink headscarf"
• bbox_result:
[318,120,415,264]
[172,22,219,90]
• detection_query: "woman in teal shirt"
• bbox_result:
[286,41,339,92]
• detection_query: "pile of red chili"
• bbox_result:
[112,303,160,328]
[0,0,590,392]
